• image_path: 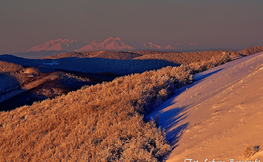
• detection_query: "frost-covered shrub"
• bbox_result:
[0,53,232,161]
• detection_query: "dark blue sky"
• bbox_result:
[1,0,263,53]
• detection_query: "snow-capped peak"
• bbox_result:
[27,39,85,52]
[75,37,135,51]
[27,37,182,52]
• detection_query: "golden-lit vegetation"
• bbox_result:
[0,53,232,161]
[0,61,23,72]
[239,46,263,56]
[134,50,236,65]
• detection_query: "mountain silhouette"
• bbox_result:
[27,37,179,52]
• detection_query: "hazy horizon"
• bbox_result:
[1,0,263,54]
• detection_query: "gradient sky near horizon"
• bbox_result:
[0,0,263,53]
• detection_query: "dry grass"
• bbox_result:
[0,53,232,161]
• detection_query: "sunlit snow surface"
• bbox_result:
[147,52,263,161]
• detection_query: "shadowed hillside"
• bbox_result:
[0,70,108,111]
[0,61,23,72]
[2,46,263,76]
[43,46,263,66]
[0,61,24,96]
[45,57,179,75]
[0,61,113,110]
[43,51,143,60]
[0,55,39,67]
[1,46,263,110]
[0,55,179,75]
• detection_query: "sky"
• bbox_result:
[0,0,263,54]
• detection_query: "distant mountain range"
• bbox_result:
[27,37,180,52]
[27,39,86,52]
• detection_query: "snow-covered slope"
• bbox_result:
[147,52,263,161]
